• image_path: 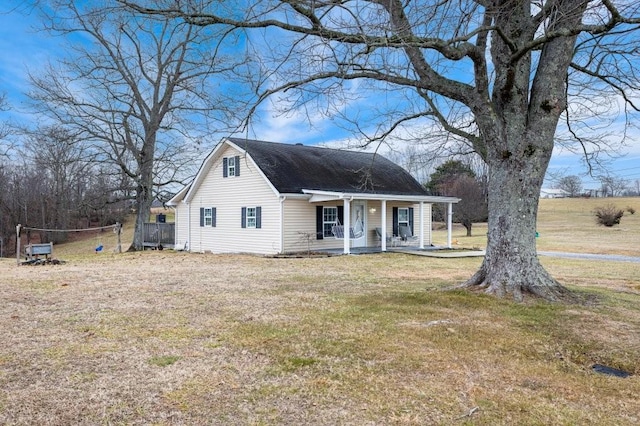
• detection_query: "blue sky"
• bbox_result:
[1,3,639,190]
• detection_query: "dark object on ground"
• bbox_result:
[21,258,66,266]
[592,364,631,378]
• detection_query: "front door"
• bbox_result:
[351,201,367,248]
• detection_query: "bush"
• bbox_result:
[594,204,624,227]
[626,206,636,215]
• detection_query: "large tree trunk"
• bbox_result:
[459,0,587,303]
[129,180,153,252]
[462,147,575,302]
[128,138,156,251]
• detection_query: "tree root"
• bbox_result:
[458,261,582,304]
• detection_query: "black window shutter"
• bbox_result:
[316,206,323,240]
[392,207,399,236]
[256,206,261,228]
[235,155,240,176]
[241,207,247,228]
[223,157,228,177]
[212,207,217,227]
[337,206,344,224]
[200,208,205,227]
[409,207,414,234]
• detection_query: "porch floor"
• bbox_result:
[320,245,486,258]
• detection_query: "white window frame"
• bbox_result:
[398,207,410,228]
[246,207,257,228]
[204,208,213,227]
[227,156,236,177]
[323,206,338,238]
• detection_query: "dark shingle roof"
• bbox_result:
[227,138,428,196]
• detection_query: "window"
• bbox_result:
[392,206,413,237]
[227,156,236,176]
[223,156,240,178]
[398,208,410,228]
[199,207,216,227]
[323,207,338,238]
[246,207,257,228]
[316,205,343,239]
[241,206,261,229]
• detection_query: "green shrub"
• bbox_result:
[594,204,624,227]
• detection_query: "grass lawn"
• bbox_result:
[432,197,640,257]
[1,198,639,424]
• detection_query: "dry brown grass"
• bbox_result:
[1,198,639,424]
[1,249,639,425]
[432,197,640,257]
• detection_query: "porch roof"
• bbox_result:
[300,189,460,204]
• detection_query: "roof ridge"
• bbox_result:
[226,137,378,158]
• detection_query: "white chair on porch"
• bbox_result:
[398,225,418,246]
[375,227,399,247]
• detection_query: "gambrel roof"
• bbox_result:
[226,138,429,196]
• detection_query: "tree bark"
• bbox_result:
[462,148,576,302]
[457,0,588,302]
[128,135,156,251]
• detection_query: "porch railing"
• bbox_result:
[143,222,175,248]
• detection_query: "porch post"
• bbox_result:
[447,202,453,249]
[419,201,425,249]
[343,198,351,254]
[381,199,387,252]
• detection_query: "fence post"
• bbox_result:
[115,222,122,253]
[16,224,21,266]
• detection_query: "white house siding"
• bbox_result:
[366,200,383,244]
[281,199,314,253]
[282,199,346,253]
[174,202,189,249]
[187,145,281,254]
[417,203,433,246]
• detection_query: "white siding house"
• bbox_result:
[540,188,569,198]
[168,138,459,255]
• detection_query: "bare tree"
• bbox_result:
[122,1,640,301]
[448,176,489,237]
[20,126,95,239]
[599,175,629,197]
[28,0,248,250]
[0,93,12,158]
[0,164,14,256]
[426,160,476,195]
[426,161,488,233]
[557,175,583,197]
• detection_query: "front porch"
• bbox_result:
[303,189,460,255]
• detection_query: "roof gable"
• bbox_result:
[227,138,428,196]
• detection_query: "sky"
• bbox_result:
[1,2,639,191]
